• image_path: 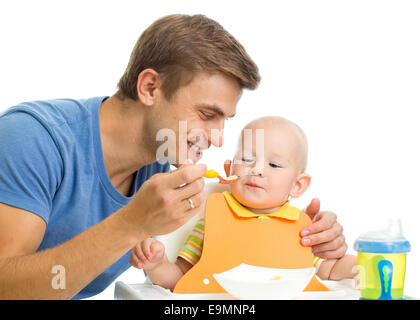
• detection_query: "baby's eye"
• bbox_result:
[269,163,282,168]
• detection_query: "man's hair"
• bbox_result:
[116,14,261,101]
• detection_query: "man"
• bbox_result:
[0,14,346,299]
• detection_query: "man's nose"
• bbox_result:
[211,133,223,148]
[209,125,224,148]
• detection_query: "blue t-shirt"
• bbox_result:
[0,96,170,299]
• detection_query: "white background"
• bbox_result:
[0,0,419,299]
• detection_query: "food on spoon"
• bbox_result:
[225,175,239,181]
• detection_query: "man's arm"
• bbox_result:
[0,161,207,299]
[0,204,46,258]
[0,202,143,299]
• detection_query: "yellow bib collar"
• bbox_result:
[222,191,300,221]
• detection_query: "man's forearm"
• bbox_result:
[0,208,144,299]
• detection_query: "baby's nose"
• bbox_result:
[249,163,264,176]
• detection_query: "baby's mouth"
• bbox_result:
[244,182,264,190]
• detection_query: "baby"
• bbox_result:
[129,116,358,291]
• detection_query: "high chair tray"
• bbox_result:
[114,280,360,300]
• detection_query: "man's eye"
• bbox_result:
[242,158,255,163]
[200,111,215,120]
[269,163,282,168]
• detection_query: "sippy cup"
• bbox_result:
[354,219,410,300]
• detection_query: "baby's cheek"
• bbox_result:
[266,184,291,203]
[230,183,250,204]
[229,182,241,198]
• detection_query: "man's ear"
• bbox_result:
[289,173,311,199]
[224,160,232,177]
[136,68,161,106]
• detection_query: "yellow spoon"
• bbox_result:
[204,169,219,178]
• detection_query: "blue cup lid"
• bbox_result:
[354,239,411,253]
[353,219,411,253]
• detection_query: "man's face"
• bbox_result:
[151,72,241,166]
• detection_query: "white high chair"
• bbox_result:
[114,182,359,300]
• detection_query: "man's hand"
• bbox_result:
[301,198,347,259]
[122,160,207,238]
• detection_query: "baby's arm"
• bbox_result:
[129,238,193,291]
[316,254,358,281]
[133,217,206,290]
[144,256,192,291]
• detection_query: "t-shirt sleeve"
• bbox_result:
[178,218,205,265]
[312,254,324,271]
[0,111,63,224]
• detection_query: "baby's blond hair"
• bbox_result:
[236,116,308,173]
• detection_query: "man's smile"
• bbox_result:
[187,141,203,161]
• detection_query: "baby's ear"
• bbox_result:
[224,160,232,176]
[289,173,311,199]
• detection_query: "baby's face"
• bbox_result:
[230,121,307,211]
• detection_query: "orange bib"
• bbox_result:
[173,192,329,293]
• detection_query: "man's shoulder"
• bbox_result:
[0,96,108,167]
[1,96,107,128]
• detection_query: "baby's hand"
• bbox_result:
[129,238,166,270]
